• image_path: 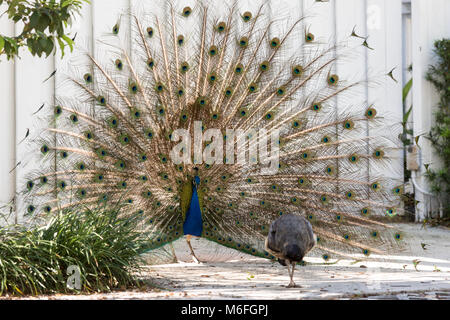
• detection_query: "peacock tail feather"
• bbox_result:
[23,1,406,262]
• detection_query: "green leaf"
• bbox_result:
[62,34,73,52]
[403,106,413,125]
[36,14,51,32]
[29,12,40,30]
[0,36,4,52]
[44,37,54,57]
[402,78,413,102]
[62,0,73,7]
[57,37,65,57]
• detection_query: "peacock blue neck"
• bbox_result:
[183,175,203,236]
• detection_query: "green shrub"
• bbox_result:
[0,207,149,296]
[0,0,90,59]
[425,38,450,218]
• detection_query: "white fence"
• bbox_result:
[0,0,447,223]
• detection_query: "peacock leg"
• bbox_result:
[170,243,178,263]
[186,234,202,264]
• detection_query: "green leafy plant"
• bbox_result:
[400,65,413,148]
[0,0,89,59]
[0,206,150,296]
[399,66,416,221]
[425,38,450,218]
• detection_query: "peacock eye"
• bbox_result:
[292,65,303,77]
[98,96,106,105]
[328,74,339,85]
[54,106,62,115]
[70,114,79,123]
[115,59,123,70]
[305,32,314,42]
[112,24,119,34]
[216,22,226,32]
[260,61,269,71]
[238,37,248,48]
[180,62,189,73]
[365,107,377,119]
[209,45,218,56]
[182,7,192,17]
[154,85,164,95]
[84,73,92,83]
[270,37,280,48]
[276,87,285,96]
[26,181,34,190]
[343,120,354,129]
[146,27,154,37]
[242,11,252,22]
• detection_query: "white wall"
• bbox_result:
[0,3,16,224]
[2,0,443,223]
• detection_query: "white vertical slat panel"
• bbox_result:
[56,0,93,91]
[383,0,404,182]
[14,23,55,222]
[411,0,450,220]
[268,0,303,41]
[303,0,335,43]
[366,0,403,203]
[92,0,131,62]
[335,1,368,87]
[0,4,16,224]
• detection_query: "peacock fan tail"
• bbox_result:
[22,1,406,263]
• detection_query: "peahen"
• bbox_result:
[265,214,316,287]
[23,1,406,265]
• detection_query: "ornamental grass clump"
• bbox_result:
[0,207,149,296]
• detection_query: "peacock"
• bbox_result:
[22,0,406,265]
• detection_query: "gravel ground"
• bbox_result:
[1,223,449,300]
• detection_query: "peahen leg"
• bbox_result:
[186,234,202,264]
[287,261,297,288]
